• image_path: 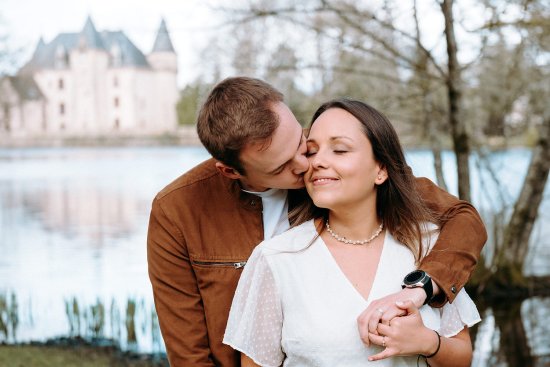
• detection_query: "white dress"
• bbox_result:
[223,220,481,367]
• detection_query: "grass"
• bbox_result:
[0,344,168,367]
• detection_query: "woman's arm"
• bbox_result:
[367,300,473,367]
[241,353,262,367]
[424,328,472,367]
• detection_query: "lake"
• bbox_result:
[0,146,549,365]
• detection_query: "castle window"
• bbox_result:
[55,44,67,69]
[114,97,119,107]
[59,103,65,115]
[113,76,118,87]
[58,78,64,90]
[114,119,120,129]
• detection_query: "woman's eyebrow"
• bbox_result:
[307,136,354,143]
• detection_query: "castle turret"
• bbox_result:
[78,16,105,50]
[147,18,177,72]
[34,37,46,56]
[152,19,175,53]
[147,18,178,132]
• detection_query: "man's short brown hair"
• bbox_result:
[197,77,284,174]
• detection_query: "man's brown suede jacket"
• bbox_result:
[147,158,487,367]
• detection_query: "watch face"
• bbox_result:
[406,270,424,283]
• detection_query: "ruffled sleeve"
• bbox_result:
[438,288,481,337]
[223,247,284,367]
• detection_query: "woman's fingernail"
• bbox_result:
[395,301,404,306]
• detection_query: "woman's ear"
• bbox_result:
[215,161,243,180]
[375,167,388,185]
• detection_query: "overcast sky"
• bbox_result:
[2,0,224,87]
[2,0,509,90]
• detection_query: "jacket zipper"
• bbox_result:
[192,260,247,269]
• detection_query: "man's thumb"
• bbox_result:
[395,299,418,315]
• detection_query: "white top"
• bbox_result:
[243,188,290,239]
[224,220,481,367]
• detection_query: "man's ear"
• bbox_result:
[215,161,243,180]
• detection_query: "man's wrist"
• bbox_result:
[431,280,440,297]
[401,287,426,308]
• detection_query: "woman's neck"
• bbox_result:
[327,202,381,240]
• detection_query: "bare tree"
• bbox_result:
[219,0,473,198]
[441,0,471,201]
[217,0,550,291]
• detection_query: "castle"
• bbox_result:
[0,17,178,138]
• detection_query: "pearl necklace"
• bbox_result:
[325,220,384,245]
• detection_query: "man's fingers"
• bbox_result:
[376,323,392,336]
[379,306,407,325]
[358,310,377,346]
[367,310,382,334]
[395,299,419,316]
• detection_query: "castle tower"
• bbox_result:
[148,18,177,72]
[147,19,178,131]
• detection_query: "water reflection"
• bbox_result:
[0,146,210,353]
[1,292,164,354]
[472,297,550,367]
[0,292,18,342]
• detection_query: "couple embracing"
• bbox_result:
[148,77,486,367]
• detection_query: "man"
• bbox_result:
[147,77,487,366]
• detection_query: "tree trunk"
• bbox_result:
[498,116,550,280]
[493,300,534,366]
[485,112,506,137]
[441,0,471,201]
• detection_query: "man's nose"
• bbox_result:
[291,153,309,175]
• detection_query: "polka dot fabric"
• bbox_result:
[224,248,284,367]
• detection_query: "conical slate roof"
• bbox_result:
[152,18,175,53]
[34,37,46,55]
[79,16,105,49]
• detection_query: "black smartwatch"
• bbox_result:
[401,270,434,305]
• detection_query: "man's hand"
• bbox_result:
[357,287,426,346]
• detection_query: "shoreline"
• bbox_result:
[0,126,202,148]
[0,125,534,150]
[0,337,168,367]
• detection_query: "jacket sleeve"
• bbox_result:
[147,197,214,367]
[415,177,487,307]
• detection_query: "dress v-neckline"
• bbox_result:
[316,227,389,305]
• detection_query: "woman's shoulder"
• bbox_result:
[257,219,318,254]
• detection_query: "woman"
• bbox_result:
[223,98,480,366]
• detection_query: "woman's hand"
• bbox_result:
[357,287,426,346]
[367,300,439,361]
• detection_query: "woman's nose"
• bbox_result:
[309,151,327,169]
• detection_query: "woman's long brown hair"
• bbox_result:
[289,98,436,262]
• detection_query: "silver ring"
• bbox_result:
[377,308,384,315]
[382,336,386,347]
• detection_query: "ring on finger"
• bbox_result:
[382,336,386,347]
